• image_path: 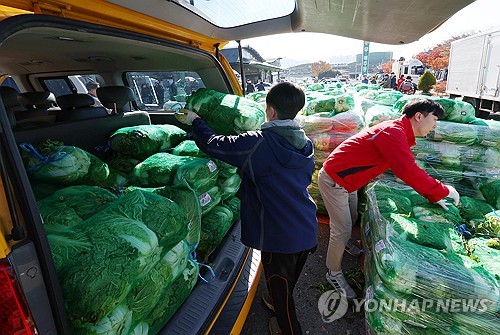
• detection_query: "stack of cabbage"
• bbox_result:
[294,81,366,212]
[411,113,499,199]
[19,93,254,334]
[362,180,500,335]
[46,189,199,335]
[109,124,242,251]
[169,140,242,260]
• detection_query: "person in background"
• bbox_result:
[246,79,255,93]
[256,80,266,91]
[85,81,104,108]
[317,98,460,299]
[381,74,391,88]
[154,81,165,108]
[168,80,178,100]
[390,72,397,89]
[397,74,405,89]
[361,75,369,84]
[141,83,153,104]
[175,82,318,335]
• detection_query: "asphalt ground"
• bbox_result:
[241,221,366,335]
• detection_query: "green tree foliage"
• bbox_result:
[318,69,341,79]
[418,70,437,94]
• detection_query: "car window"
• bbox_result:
[41,74,105,97]
[125,71,205,112]
[42,78,74,97]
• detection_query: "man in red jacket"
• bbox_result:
[318,98,460,299]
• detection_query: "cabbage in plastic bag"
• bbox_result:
[185,88,265,135]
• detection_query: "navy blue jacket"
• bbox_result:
[192,118,318,253]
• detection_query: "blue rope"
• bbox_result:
[187,241,216,284]
[455,224,472,239]
[95,141,111,153]
[19,142,74,173]
[170,102,183,113]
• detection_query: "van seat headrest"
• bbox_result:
[97,86,135,111]
[18,92,57,110]
[57,94,95,109]
[0,86,20,108]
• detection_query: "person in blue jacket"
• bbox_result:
[176,82,318,335]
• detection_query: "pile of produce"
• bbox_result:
[363,180,499,335]
[18,95,256,334]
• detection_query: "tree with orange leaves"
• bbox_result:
[311,61,332,78]
[415,34,471,70]
[381,60,394,74]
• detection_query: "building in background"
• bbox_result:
[355,51,393,75]
[220,46,285,83]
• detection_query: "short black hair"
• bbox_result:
[265,82,305,119]
[86,82,99,90]
[402,98,444,119]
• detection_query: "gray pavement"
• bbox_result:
[241,222,366,335]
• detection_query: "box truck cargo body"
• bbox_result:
[446,29,500,119]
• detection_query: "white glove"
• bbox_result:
[435,199,450,211]
[175,109,200,125]
[435,185,460,211]
[444,184,460,206]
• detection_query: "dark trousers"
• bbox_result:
[261,246,316,335]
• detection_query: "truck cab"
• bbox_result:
[392,58,426,83]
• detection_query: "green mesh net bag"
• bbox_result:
[140,260,199,334]
[479,180,500,209]
[38,185,118,234]
[185,88,266,135]
[372,91,403,106]
[198,204,235,260]
[198,185,222,215]
[365,105,401,127]
[19,140,109,186]
[218,173,241,201]
[47,189,189,325]
[221,196,241,219]
[106,153,141,173]
[433,98,476,124]
[132,153,194,186]
[172,140,207,158]
[109,124,187,160]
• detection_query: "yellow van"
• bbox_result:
[0,1,474,334]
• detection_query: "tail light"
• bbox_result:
[0,259,35,335]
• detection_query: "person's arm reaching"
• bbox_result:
[175,109,262,168]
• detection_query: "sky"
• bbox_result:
[225,0,500,67]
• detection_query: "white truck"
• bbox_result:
[392,58,426,82]
[446,29,500,119]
